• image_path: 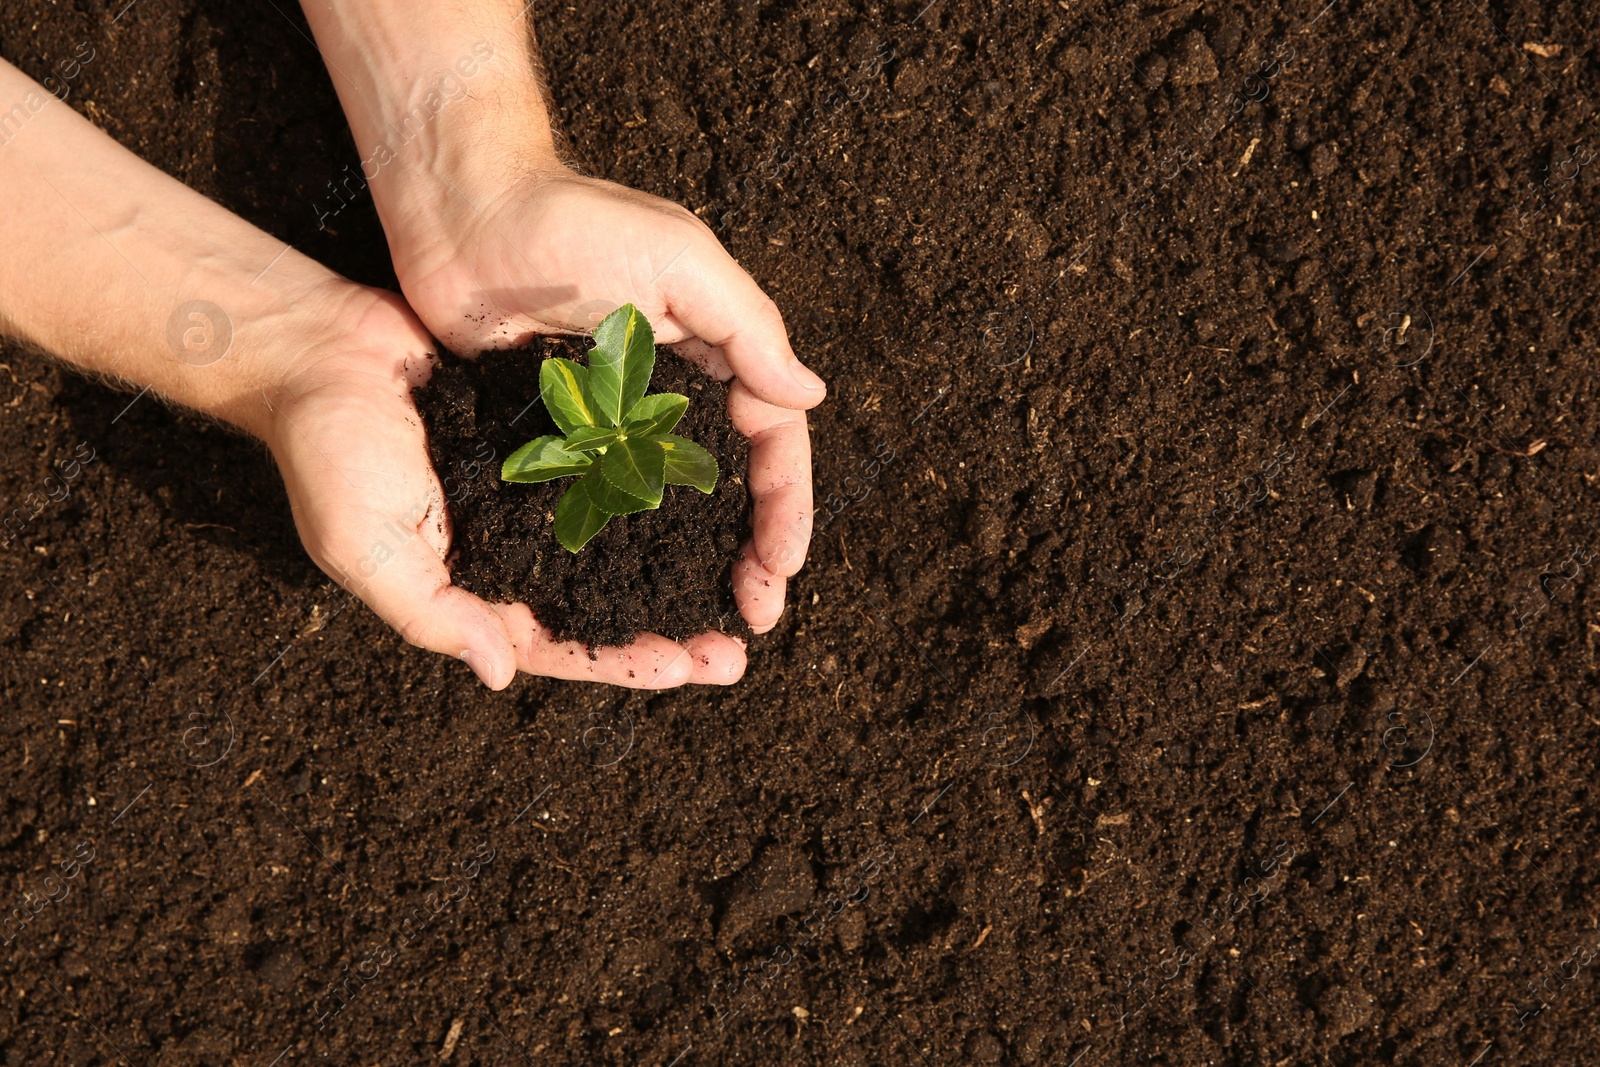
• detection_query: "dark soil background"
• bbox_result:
[415,346,752,648]
[3,1,1599,1064]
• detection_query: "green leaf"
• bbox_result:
[592,436,666,514]
[587,304,655,427]
[623,392,689,437]
[562,426,620,453]
[553,475,611,552]
[501,436,593,483]
[659,434,719,493]
[539,358,597,435]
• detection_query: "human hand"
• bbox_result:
[267,287,751,689]
[289,2,820,646]
[0,50,763,691]
[385,167,821,636]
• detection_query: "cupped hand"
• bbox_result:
[386,167,821,636]
[267,287,749,690]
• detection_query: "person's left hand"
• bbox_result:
[384,165,823,638]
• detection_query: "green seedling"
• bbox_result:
[500,304,719,552]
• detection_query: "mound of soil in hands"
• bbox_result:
[414,343,752,648]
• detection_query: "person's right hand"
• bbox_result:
[384,167,822,633]
[267,286,749,689]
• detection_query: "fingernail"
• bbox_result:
[790,360,826,397]
[460,649,498,689]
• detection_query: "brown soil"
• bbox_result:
[413,344,752,648]
[4,1,1600,1066]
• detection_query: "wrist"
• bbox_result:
[368,102,570,280]
[194,270,370,447]
[297,12,567,256]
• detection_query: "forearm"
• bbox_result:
[297,0,564,238]
[0,60,351,443]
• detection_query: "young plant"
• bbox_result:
[500,304,719,552]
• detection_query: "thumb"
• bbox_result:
[332,526,518,690]
[661,239,826,410]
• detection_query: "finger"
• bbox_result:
[660,239,826,410]
[338,529,518,691]
[733,542,788,634]
[729,382,813,576]
[684,631,748,685]
[669,337,734,381]
[490,603,696,688]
